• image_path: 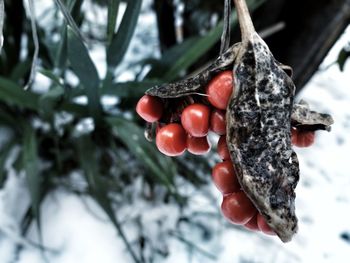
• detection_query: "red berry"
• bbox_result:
[217,136,230,160]
[221,192,257,225]
[136,95,163,122]
[257,213,276,235]
[156,124,187,156]
[210,110,226,135]
[292,129,315,148]
[212,161,240,194]
[187,135,211,155]
[206,71,234,110]
[244,214,260,231]
[181,104,211,137]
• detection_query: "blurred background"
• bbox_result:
[0,0,350,262]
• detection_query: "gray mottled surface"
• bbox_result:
[226,33,299,242]
[292,100,334,131]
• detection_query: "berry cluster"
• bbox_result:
[136,70,315,236]
[136,71,233,157]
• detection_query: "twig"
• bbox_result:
[220,0,232,54]
[53,0,85,42]
[0,0,4,53]
[24,0,39,90]
[259,21,285,39]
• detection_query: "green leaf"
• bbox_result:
[0,107,17,127]
[77,136,98,190]
[107,0,120,45]
[54,0,84,41]
[55,26,68,69]
[146,37,201,79]
[10,60,32,81]
[101,80,162,98]
[39,85,65,117]
[41,86,64,101]
[39,69,64,87]
[107,117,180,198]
[53,0,84,69]
[0,77,39,110]
[67,26,102,120]
[337,48,350,72]
[22,125,41,230]
[0,77,88,117]
[160,14,223,80]
[70,80,162,99]
[107,0,142,68]
[60,101,89,117]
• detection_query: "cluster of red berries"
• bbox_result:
[136,70,315,236]
[136,71,233,156]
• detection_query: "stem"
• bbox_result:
[233,0,255,42]
[53,0,84,42]
[220,0,232,54]
[0,0,4,52]
[25,0,39,90]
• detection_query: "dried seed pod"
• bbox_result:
[226,39,299,242]
[145,43,241,98]
[226,0,299,242]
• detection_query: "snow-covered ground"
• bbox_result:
[1,1,350,262]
